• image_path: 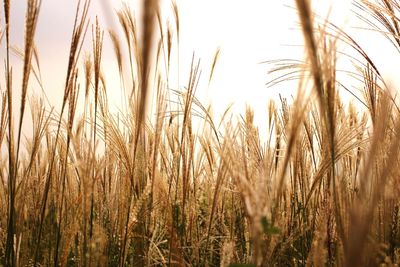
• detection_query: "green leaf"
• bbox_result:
[261,216,280,235]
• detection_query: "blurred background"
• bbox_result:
[2,0,400,133]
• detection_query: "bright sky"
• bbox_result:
[3,0,400,134]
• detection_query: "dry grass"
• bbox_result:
[1,0,400,266]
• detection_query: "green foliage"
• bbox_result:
[261,216,280,235]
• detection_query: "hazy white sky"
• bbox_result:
[3,0,400,132]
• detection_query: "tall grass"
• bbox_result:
[1,0,400,266]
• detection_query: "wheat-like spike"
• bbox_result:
[16,0,42,170]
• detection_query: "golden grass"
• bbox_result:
[1,0,400,266]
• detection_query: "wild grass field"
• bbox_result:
[1,0,400,266]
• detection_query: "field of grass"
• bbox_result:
[1,0,400,266]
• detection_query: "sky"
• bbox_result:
[2,0,400,134]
